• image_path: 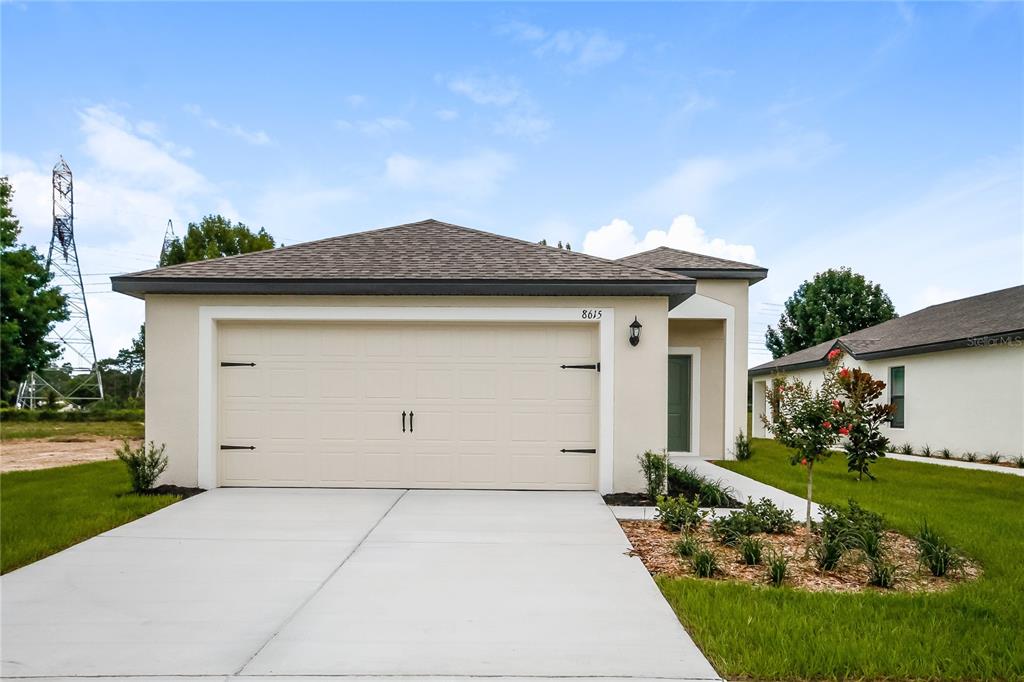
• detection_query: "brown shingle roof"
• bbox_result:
[750,285,1024,374]
[618,246,767,282]
[112,219,697,301]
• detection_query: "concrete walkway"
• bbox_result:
[886,452,1024,477]
[683,459,822,521]
[1,488,720,682]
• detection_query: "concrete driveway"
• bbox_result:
[1,489,720,682]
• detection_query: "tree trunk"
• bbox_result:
[805,460,814,538]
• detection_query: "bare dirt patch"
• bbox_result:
[622,519,980,593]
[0,438,140,473]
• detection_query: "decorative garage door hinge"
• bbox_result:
[560,448,597,454]
[560,362,600,372]
[220,445,255,450]
[220,361,256,367]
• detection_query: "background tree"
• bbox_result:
[766,267,896,358]
[160,214,276,266]
[0,177,68,402]
[96,325,145,407]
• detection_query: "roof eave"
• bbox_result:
[111,276,698,303]
[661,267,768,284]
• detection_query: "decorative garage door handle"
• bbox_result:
[220,362,256,367]
[560,363,600,372]
[220,444,255,450]
[409,411,414,433]
[402,411,406,433]
[560,448,596,454]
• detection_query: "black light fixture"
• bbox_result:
[629,316,642,346]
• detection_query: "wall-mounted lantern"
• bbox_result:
[629,316,642,347]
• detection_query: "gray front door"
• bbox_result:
[667,355,692,452]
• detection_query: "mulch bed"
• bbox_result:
[143,485,205,499]
[621,519,981,593]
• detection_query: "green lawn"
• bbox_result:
[1,460,181,574]
[0,420,144,441]
[658,438,1023,681]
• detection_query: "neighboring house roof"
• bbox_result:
[750,285,1024,375]
[111,219,696,303]
[617,246,767,283]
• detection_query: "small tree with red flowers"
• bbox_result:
[834,359,896,481]
[763,348,845,536]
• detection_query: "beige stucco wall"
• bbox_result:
[696,280,750,456]
[750,343,1024,457]
[668,318,725,457]
[145,294,672,492]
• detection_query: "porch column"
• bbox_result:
[752,379,767,438]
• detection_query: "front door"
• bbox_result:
[667,355,692,452]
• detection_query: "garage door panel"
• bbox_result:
[320,369,357,399]
[458,370,497,399]
[317,410,360,440]
[218,321,597,489]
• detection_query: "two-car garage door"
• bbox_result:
[217,321,599,489]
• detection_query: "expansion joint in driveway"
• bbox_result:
[232,489,409,676]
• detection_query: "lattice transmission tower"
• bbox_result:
[16,158,104,408]
[159,219,176,265]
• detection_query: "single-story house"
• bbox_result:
[112,219,766,493]
[749,285,1024,457]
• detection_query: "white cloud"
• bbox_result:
[446,74,524,106]
[435,109,459,122]
[494,112,551,141]
[384,150,514,198]
[344,94,367,108]
[539,29,625,70]
[638,132,838,215]
[679,91,717,116]
[336,117,411,136]
[583,214,758,263]
[184,104,272,146]
[444,73,550,140]
[497,21,625,71]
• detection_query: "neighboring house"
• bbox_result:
[112,219,766,493]
[749,285,1024,457]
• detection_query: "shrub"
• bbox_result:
[964,451,978,463]
[916,521,962,577]
[868,557,898,588]
[745,497,797,534]
[818,499,885,548]
[655,494,706,532]
[692,549,720,578]
[766,551,788,587]
[711,510,762,546]
[668,465,736,507]
[739,536,765,565]
[1013,454,1024,469]
[853,526,885,561]
[985,452,1002,464]
[115,440,168,493]
[673,534,700,558]
[811,533,847,571]
[0,407,145,422]
[835,367,895,480]
[898,442,915,456]
[921,444,932,457]
[732,429,753,461]
[637,450,668,500]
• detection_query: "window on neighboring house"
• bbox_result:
[889,366,905,428]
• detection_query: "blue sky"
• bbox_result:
[3,2,1021,364]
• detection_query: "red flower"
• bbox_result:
[838,425,850,436]
[839,368,850,379]
[801,458,808,466]
[827,348,842,361]
[822,421,832,429]
[831,399,841,410]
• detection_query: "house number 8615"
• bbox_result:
[581,309,603,320]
